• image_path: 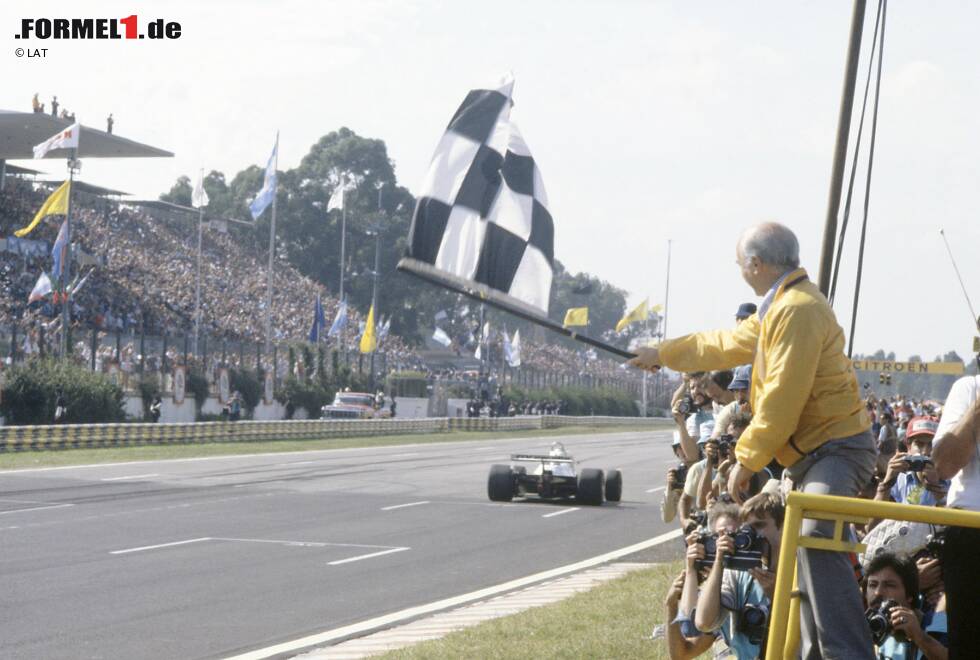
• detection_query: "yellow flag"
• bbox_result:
[651,303,663,313]
[15,181,70,237]
[615,299,649,332]
[359,304,377,353]
[563,307,589,327]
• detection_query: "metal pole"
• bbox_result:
[369,230,380,389]
[337,186,347,356]
[194,202,203,355]
[662,239,672,340]
[265,133,279,354]
[60,149,77,359]
[818,0,868,296]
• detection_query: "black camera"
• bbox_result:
[718,434,735,459]
[670,462,688,491]
[924,529,946,561]
[866,599,905,645]
[695,524,767,571]
[676,395,697,415]
[903,455,932,472]
[684,509,708,535]
[738,603,770,646]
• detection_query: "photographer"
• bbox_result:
[694,493,783,660]
[930,375,980,659]
[672,372,712,462]
[864,553,947,660]
[875,417,947,507]
[679,420,716,527]
[700,414,753,508]
[664,572,716,660]
[712,365,752,442]
[663,434,693,524]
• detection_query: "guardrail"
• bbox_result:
[0,415,666,452]
[767,492,980,659]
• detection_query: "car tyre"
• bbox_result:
[605,469,623,502]
[577,468,605,506]
[488,464,515,502]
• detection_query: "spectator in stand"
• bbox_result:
[630,222,877,658]
[876,411,898,478]
[930,374,980,659]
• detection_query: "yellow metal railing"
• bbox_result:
[767,491,980,658]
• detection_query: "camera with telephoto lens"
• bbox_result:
[903,455,932,472]
[738,603,770,646]
[676,395,697,415]
[695,524,767,571]
[866,599,905,645]
[670,462,688,491]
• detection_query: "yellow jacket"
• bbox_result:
[659,268,870,471]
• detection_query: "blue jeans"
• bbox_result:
[785,431,877,660]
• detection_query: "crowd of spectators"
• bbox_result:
[0,178,422,370]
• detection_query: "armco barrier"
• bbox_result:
[0,415,664,452]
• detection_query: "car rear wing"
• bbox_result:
[510,454,574,463]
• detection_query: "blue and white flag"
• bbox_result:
[249,134,279,220]
[51,219,68,282]
[507,329,522,367]
[327,299,348,338]
[377,316,391,341]
[308,293,326,342]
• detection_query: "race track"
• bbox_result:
[1,429,679,659]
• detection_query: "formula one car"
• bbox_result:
[486,442,622,506]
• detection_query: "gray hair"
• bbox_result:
[739,222,800,269]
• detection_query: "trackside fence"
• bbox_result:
[767,492,980,659]
[0,415,666,452]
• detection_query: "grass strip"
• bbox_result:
[0,422,670,471]
[377,560,684,660]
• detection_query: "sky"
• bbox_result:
[3,1,979,362]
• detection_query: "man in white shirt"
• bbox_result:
[931,375,980,659]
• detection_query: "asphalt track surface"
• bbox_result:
[1,429,680,659]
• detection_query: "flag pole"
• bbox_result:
[659,239,673,407]
[265,132,279,355]
[60,149,77,359]
[193,172,204,356]
[338,185,347,357]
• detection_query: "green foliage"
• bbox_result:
[277,376,334,418]
[0,358,125,425]
[229,368,261,415]
[504,385,638,417]
[138,377,161,420]
[186,369,210,410]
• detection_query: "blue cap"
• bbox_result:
[735,302,757,319]
[728,364,752,391]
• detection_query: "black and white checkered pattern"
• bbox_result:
[407,75,554,314]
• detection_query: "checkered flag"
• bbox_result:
[404,74,554,315]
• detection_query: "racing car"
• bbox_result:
[486,442,622,506]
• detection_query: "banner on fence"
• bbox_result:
[851,359,964,376]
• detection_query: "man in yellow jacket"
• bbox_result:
[630,222,875,659]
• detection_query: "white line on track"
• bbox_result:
[541,507,580,518]
[646,486,666,494]
[472,446,499,452]
[100,473,159,481]
[227,527,684,659]
[327,547,410,566]
[390,452,421,458]
[110,537,211,555]
[0,503,74,515]
[276,461,314,466]
[380,501,430,511]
